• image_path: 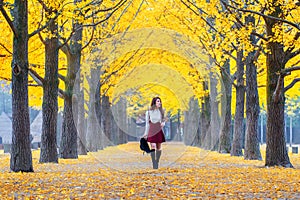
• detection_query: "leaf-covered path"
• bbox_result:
[0,142,299,199]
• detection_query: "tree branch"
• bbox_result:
[28,12,60,38]
[0,43,12,55]
[28,68,65,98]
[181,0,219,34]
[37,0,51,13]
[58,73,66,83]
[81,24,95,51]
[198,35,238,88]
[251,31,268,41]
[0,0,18,37]
[222,0,300,30]
[38,31,46,45]
[285,32,300,59]
[28,68,44,85]
[273,74,284,103]
[0,76,11,81]
[100,31,153,93]
[284,78,300,93]
[281,66,300,76]
[83,0,127,27]
[180,0,238,51]
[85,0,127,19]
[286,49,300,61]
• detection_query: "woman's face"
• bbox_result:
[155,98,161,108]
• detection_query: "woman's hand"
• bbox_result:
[161,121,165,128]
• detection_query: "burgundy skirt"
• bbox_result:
[147,122,166,143]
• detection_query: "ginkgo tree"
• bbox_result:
[181,0,300,167]
[0,0,34,172]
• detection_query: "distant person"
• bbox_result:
[143,97,166,169]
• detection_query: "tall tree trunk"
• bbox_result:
[117,97,127,144]
[101,95,113,146]
[60,6,83,158]
[75,70,87,155]
[183,102,191,145]
[40,17,59,163]
[10,0,33,172]
[244,15,262,160]
[185,98,200,146]
[219,60,232,153]
[265,11,292,167]
[95,80,105,150]
[60,52,81,158]
[60,77,78,158]
[231,50,245,156]
[210,72,220,150]
[86,68,101,151]
[200,82,211,149]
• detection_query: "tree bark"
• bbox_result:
[219,60,232,153]
[10,0,33,172]
[60,7,83,158]
[210,72,220,151]
[231,50,245,156]
[60,52,81,158]
[60,83,78,158]
[117,98,127,144]
[75,70,87,155]
[265,11,292,167]
[86,68,101,151]
[200,82,211,149]
[244,15,262,160]
[101,95,113,146]
[95,80,105,150]
[40,17,59,163]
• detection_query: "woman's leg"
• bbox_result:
[150,143,157,169]
[150,143,156,150]
[156,143,162,168]
[156,143,161,150]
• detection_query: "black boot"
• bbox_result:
[150,150,157,169]
[156,150,162,169]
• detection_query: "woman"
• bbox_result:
[143,97,166,169]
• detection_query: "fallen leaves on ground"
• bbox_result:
[0,142,299,199]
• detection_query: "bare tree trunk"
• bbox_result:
[85,71,98,151]
[118,98,127,144]
[244,15,262,160]
[200,82,211,149]
[101,95,113,146]
[265,13,292,167]
[210,72,220,150]
[231,51,245,156]
[40,17,59,163]
[184,98,200,146]
[9,0,33,172]
[75,70,87,155]
[60,6,83,158]
[60,52,81,158]
[95,80,105,150]
[60,82,78,158]
[219,60,232,153]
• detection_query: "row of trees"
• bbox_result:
[179,0,300,167]
[0,0,131,172]
[0,0,299,172]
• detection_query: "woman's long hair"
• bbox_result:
[150,97,164,120]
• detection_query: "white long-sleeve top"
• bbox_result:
[144,109,164,136]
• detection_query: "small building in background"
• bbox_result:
[0,112,12,153]
[30,111,42,149]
